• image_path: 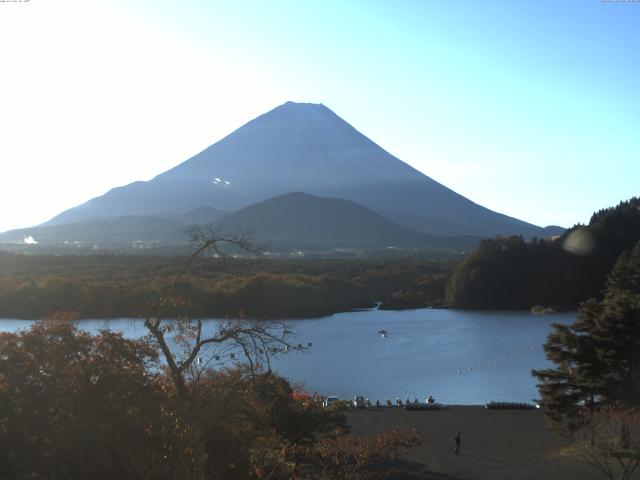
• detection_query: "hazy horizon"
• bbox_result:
[1,0,638,233]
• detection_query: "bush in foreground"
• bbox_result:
[0,321,421,480]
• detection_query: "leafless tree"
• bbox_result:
[143,225,303,399]
[563,407,640,480]
[140,226,305,479]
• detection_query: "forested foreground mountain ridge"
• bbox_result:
[445,197,640,310]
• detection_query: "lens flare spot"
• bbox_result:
[562,228,594,255]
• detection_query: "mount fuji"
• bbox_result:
[1,101,563,249]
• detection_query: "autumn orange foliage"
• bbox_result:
[0,320,422,480]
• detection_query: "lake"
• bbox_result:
[0,308,574,405]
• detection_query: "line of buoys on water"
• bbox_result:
[456,344,537,376]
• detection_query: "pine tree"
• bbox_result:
[533,241,640,435]
[589,244,640,407]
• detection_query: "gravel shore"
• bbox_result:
[346,406,601,480]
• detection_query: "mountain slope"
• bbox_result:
[0,215,185,246]
[0,193,480,252]
[0,207,225,247]
[214,192,478,250]
[42,101,556,237]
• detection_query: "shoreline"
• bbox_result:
[0,306,577,322]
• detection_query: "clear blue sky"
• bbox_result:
[0,0,638,232]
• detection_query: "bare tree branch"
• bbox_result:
[142,225,305,402]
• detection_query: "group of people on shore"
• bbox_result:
[312,392,436,408]
[311,392,462,454]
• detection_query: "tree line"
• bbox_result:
[445,197,640,310]
[0,254,452,319]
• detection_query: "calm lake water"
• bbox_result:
[0,309,574,405]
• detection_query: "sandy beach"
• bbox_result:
[346,406,602,480]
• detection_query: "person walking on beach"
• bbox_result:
[454,431,461,454]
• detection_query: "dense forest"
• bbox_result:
[0,254,452,319]
[445,197,640,310]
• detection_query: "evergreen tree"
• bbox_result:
[446,197,640,310]
[533,241,640,435]
[589,245,640,407]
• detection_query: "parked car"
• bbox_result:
[323,396,339,408]
[352,395,366,408]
